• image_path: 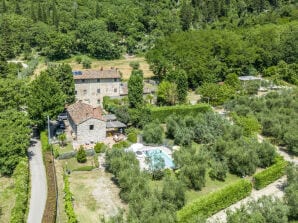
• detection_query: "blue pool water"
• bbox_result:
[145,149,175,169]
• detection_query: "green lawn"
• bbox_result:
[185,173,241,204]
[0,177,16,223]
[53,143,74,154]
[61,157,95,171]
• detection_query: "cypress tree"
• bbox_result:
[95,2,100,18]
[30,2,37,22]
[15,2,22,15]
[52,4,59,29]
[37,2,42,21]
[2,0,7,13]
[128,69,144,108]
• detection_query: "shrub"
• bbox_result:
[93,155,99,168]
[63,174,77,223]
[76,146,87,163]
[75,56,82,64]
[253,156,288,190]
[112,140,130,149]
[142,122,163,145]
[73,166,94,171]
[82,58,91,69]
[94,142,107,153]
[41,131,50,151]
[177,179,252,222]
[150,104,211,123]
[10,158,29,223]
[127,132,137,143]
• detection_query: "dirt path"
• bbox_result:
[207,176,286,223]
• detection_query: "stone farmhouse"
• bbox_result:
[73,68,121,107]
[66,101,127,144]
[73,68,155,107]
[67,101,106,144]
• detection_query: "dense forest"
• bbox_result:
[0,0,297,61]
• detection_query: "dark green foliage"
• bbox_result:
[128,69,144,108]
[94,142,107,153]
[82,58,91,69]
[226,196,289,223]
[256,141,277,168]
[46,64,75,103]
[127,132,137,143]
[174,147,209,190]
[253,156,287,190]
[209,160,228,181]
[105,148,181,222]
[10,158,29,223]
[128,106,152,128]
[177,179,252,222]
[63,174,77,223]
[225,138,260,176]
[150,104,211,123]
[76,146,87,163]
[285,164,298,220]
[0,110,31,176]
[198,83,236,106]
[28,72,65,129]
[226,90,298,155]
[142,122,163,145]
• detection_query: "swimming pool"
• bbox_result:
[145,149,175,169]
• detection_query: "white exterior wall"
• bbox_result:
[75,78,121,106]
[76,118,106,144]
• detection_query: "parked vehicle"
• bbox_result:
[57,113,68,120]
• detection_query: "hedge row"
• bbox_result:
[41,132,57,223]
[150,103,211,122]
[63,174,77,223]
[10,158,29,223]
[177,179,252,222]
[253,156,288,190]
[40,131,49,152]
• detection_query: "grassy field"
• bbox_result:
[185,173,241,204]
[68,168,127,222]
[0,177,16,223]
[61,157,95,171]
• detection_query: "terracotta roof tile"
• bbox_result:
[67,101,103,125]
[73,69,121,80]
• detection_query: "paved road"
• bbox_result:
[207,176,286,223]
[27,139,47,223]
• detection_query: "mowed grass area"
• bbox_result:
[68,169,127,222]
[62,56,154,80]
[0,177,16,223]
[185,173,241,204]
[53,143,74,155]
[61,157,94,171]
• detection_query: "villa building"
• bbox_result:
[73,68,121,107]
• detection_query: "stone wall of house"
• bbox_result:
[75,78,121,106]
[76,118,106,143]
[67,112,77,136]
